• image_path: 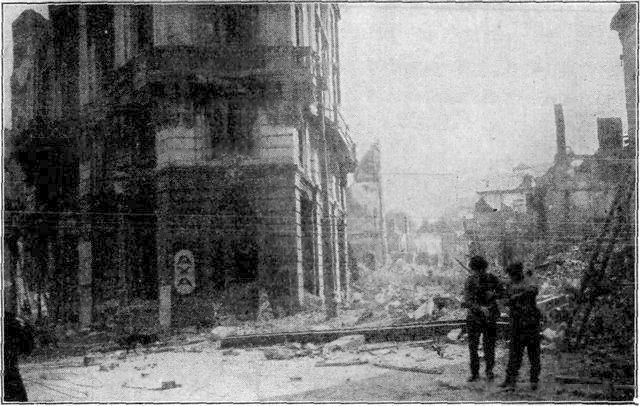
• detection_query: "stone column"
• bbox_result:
[157,181,172,328]
[78,222,92,329]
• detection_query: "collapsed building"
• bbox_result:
[465,104,628,266]
[6,4,356,328]
[345,143,389,270]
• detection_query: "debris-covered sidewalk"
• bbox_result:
[21,331,490,402]
[23,330,630,402]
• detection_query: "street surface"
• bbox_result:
[22,338,614,402]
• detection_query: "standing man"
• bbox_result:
[462,256,504,382]
[499,262,542,390]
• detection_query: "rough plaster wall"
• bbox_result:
[153,5,195,46]
[255,5,291,46]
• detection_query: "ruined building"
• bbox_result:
[8,4,356,328]
[346,143,389,270]
[465,104,628,266]
[611,4,637,148]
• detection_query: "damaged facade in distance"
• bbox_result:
[7,4,356,328]
[466,103,632,266]
[345,143,389,270]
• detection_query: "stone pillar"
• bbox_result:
[157,186,172,328]
[339,214,350,303]
[78,229,92,329]
[314,199,325,305]
[294,188,304,307]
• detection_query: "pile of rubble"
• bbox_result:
[528,246,586,295]
[351,260,465,325]
[216,332,472,375]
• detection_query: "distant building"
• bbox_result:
[346,143,388,269]
[386,211,417,262]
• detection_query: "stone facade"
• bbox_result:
[10,4,355,327]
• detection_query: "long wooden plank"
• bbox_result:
[220,320,509,349]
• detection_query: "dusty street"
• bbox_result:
[22,337,620,402]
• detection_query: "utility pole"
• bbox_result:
[375,143,389,265]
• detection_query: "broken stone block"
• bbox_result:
[208,326,236,341]
[446,328,462,342]
[263,346,296,360]
[542,328,558,341]
[413,298,435,320]
[303,343,318,351]
[222,349,240,356]
[324,334,366,352]
[160,380,181,390]
[285,342,302,350]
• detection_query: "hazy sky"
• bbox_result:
[3,3,628,220]
[340,3,627,220]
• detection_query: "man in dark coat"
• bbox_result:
[462,256,504,382]
[499,262,542,390]
[3,312,34,402]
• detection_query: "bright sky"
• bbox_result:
[2,4,628,220]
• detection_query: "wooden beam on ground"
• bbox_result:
[555,375,635,392]
[220,320,509,349]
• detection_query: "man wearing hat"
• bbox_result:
[462,255,504,382]
[499,262,542,390]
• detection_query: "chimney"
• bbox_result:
[554,104,567,164]
[597,117,623,153]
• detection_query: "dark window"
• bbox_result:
[207,101,228,148]
[224,6,256,44]
[136,6,152,51]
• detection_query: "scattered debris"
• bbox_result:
[263,346,296,360]
[436,380,461,390]
[209,326,236,341]
[303,343,318,351]
[372,361,444,374]
[316,359,369,367]
[98,363,119,372]
[324,335,366,353]
[446,328,463,343]
[160,380,181,390]
[412,298,434,320]
[222,349,240,356]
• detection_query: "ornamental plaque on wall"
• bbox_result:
[174,249,195,295]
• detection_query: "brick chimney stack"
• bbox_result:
[554,104,567,164]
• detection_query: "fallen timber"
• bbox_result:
[219,319,509,349]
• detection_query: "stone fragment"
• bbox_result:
[446,328,462,342]
[208,326,236,341]
[324,335,366,353]
[263,346,296,360]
